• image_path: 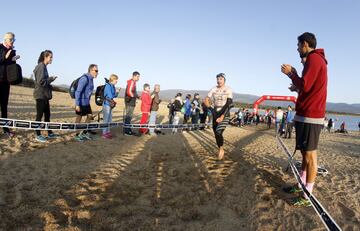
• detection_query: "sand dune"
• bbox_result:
[0,86,359,230]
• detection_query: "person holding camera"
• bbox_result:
[102,74,119,139]
[0,32,20,138]
[33,50,59,142]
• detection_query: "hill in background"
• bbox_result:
[19,78,360,114]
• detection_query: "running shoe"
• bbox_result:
[47,133,60,139]
[89,130,97,135]
[283,186,302,194]
[102,133,112,139]
[35,135,47,143]
[4,131,15,138]
[81,133,92,140]
[292,197,311,207]
[124,131,133,136]
[74,134,84,142]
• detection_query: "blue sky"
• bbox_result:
[3,0,359,103]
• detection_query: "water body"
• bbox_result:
[230,108,360,131]
[326,114,360,131]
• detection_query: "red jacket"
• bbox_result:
[141,91,152,113]
[290,49,328,119]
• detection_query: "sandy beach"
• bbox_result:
[0,86,359,231]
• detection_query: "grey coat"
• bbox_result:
[33,63,53,100]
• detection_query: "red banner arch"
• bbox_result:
[253,95,297,114]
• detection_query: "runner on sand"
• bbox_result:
[205,73,233,160]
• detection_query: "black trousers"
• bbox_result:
[0,82,10,133]
[184,114,190,124]
[200,108,208,124]
[35,99,53,136]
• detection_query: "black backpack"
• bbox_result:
[69,75,88,99]
[6,64,23,85]
[95,78,109,106]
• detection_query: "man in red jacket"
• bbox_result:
[124,71,140,135]
[281,32,328,207]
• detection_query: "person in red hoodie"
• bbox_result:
[139,83,153,134]
[281,32,328,207]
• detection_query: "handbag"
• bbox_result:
[6,64,23,85]
[108,99,117,109]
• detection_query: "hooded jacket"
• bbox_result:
[75,73,94,106]
[173,96,183,112]
[184,98,192,116]
[103,82,118,106]
[141,91,152,113]
[33,62,53,100]
[289,49,328,124]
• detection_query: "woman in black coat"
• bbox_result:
[0,32,20,137]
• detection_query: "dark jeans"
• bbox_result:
[35,99,53,136]
[285,122,293,138]
[0,82,10,133]
[124,104,135,133]
[191,113,200,124]
[184,114,190,124]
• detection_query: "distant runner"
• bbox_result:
[205,73,233,160]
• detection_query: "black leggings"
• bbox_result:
[200,108,208,124]
[35,99,53,136]
[0,82,10,133]
[212,111,230,148]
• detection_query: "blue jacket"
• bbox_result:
[184,99,192,116]
[75,74,94,106]
[286,110,295,123]
[103,82,118,106]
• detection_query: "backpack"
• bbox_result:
[95,78,109,106]
[181,105,186,114]
[69,75,88,99]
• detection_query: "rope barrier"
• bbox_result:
[276,136,341,231]
[0,118,211,131]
